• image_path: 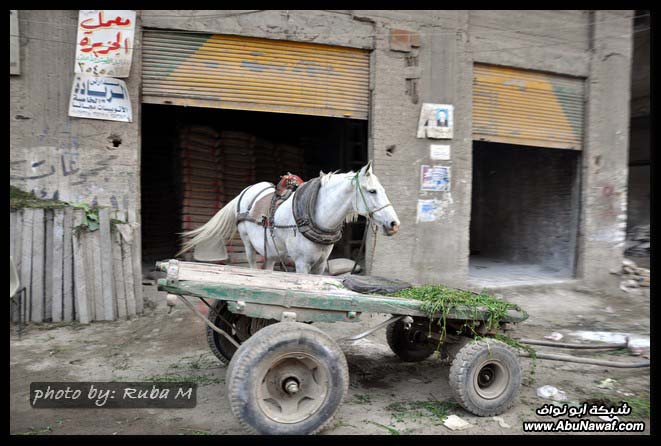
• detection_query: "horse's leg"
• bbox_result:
[264,258,277,271]
[294,258,311,274]
[238,224,258,269]
[310,262,326,275]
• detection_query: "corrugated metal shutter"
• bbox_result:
[142,30,370,120]
[473,64,585,150]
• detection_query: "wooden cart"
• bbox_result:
[156,259,529,435]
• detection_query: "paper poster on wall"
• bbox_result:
[74,10,136,78]
[416,103,453,139]
[69,74,133,122]
[430,144,451,160]
[417,199,438,223]
[420,165,451,191]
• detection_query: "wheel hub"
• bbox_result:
[257,353,330,424]
[473,360,510,400]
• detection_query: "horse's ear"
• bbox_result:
[360,161,373,176]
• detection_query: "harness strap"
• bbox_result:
[236,184,275,224]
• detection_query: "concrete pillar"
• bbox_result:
[369,12,471,287]
[579,10,634,289]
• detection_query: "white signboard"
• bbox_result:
[417,103,453,139]
[74,10,136,78]
[417,199,438,223]
[430,144,451,160]
[420,165,451,192]
[69,74,133,122]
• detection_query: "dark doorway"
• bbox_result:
[469,141,581,287]
[140,104,368,270]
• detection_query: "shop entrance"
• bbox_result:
[140,104,368,270]
[468,141,581,287]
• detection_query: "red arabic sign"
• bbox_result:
[75,10,136,78]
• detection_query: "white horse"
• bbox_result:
[178,161,400,274]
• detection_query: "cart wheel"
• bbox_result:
[206,301,275,365]
[449,339,521,416]
[386,318,435,362]
[226,322,349,435]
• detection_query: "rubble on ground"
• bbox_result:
[611,259,650,294]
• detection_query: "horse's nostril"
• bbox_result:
[390,221,397,228]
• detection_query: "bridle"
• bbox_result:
[351,171,393,220]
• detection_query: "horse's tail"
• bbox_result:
[177,194,240,257]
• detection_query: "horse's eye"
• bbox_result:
[368,189,377,194]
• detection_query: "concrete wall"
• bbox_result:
[10,10,635,291]
[470,142,580,274]
[10,10,143,222]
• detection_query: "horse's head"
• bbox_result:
[351,161,401,236]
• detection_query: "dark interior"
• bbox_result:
[141,104,368,266]
[469,141,581,279]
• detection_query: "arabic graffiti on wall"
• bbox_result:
[69,74,133,122]
[75,10,136,78]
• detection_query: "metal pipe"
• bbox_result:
[339,315,404,342]
[516,338,627,349]
[177,295,240,348]
[519,351,650,368]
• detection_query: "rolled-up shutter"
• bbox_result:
[142,30,370,120]
[473,64,585,150]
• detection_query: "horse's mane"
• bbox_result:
[318,169,372,224]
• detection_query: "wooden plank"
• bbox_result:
[159,279,528,324]
[117,224,137,317]
[20,209,33,323]
[81,230,96,321]
[128,210,144,314]
[44,210,54,321]
[62,208,74,322]
[72,210,90,324]
[98,208,115,321]
[51,209,65,322]
[10,212,16,262]
[90,229,105,321]
[122,240,137,317]
[30,208,45,323]
[11,210,22,322]
[112,230,128,319]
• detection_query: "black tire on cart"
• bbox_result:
[226,322,349,435]
[449,339,521,417]
[206,301,275,365]
[386,318,436,362]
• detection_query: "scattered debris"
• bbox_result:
[611,258,650,294]
[492,416,511,429]
[599,415,619,422]
[443,415,472,431]
[544,332,564,341]
[616,390,634,397]
[596,378,617,390]
[536,385,568,402]
[627,337,651,357]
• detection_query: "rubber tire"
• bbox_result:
[449,339,521,417]
[205,300,243,365]
[226,322,349,435]
[386,319,436,362]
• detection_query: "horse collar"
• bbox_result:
[293,177,343,245]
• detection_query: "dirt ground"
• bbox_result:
[10,281,650,436]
